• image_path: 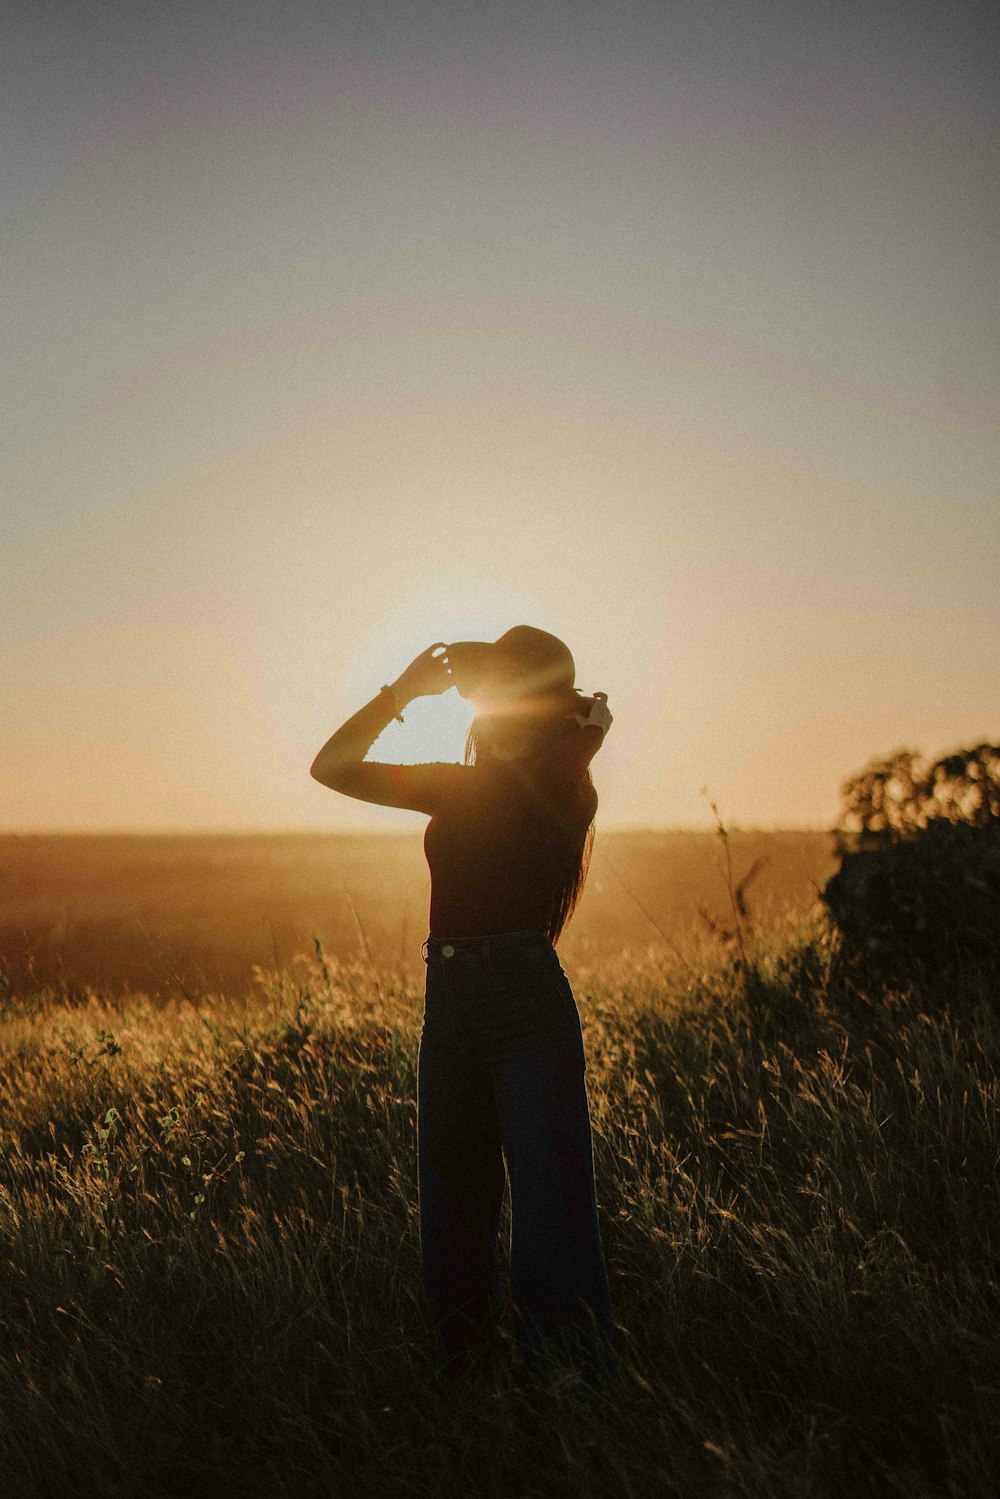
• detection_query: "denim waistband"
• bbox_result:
[421,928,552,964]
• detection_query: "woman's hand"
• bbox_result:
[392,642,453,703]
[569,692,613,736]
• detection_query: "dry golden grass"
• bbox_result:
[1,831,995,1497]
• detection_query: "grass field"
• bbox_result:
[1,832,997,1497]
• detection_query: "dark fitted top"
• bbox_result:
[422,730,601,938]
[321,692,603,939]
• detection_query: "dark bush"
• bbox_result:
[822,742,1000,986]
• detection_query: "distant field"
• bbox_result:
[0,830,836,999]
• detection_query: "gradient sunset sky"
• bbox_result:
[4,0,998,833]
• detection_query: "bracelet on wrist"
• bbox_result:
[380,684,405,724]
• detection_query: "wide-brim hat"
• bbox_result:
[446,625,578,707]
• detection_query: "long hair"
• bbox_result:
[463,699,597,945]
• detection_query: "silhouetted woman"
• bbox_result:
[310,626,616,1386]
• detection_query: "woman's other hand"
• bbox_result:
[569,692,613,736]
[393,642,453,702]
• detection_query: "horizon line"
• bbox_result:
[0,822,834,838]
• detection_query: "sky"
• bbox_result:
[3,0,998,833]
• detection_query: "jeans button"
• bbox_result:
[442,944,454,957]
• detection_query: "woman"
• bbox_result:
[310,625,616,1387]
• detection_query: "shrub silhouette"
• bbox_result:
[822,741,1000,985]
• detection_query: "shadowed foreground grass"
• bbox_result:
[1,922,997,1498]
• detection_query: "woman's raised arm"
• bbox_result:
[310,644,464,815]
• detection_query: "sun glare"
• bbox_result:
[340,576,578,767]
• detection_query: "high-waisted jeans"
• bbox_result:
[417,928,616,1385]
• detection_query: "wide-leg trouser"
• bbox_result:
[417,928,615,1384]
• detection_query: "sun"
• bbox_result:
[340,575,575,766]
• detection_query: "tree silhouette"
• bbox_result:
[825,740,1000,987]
[836,741,1000,852]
